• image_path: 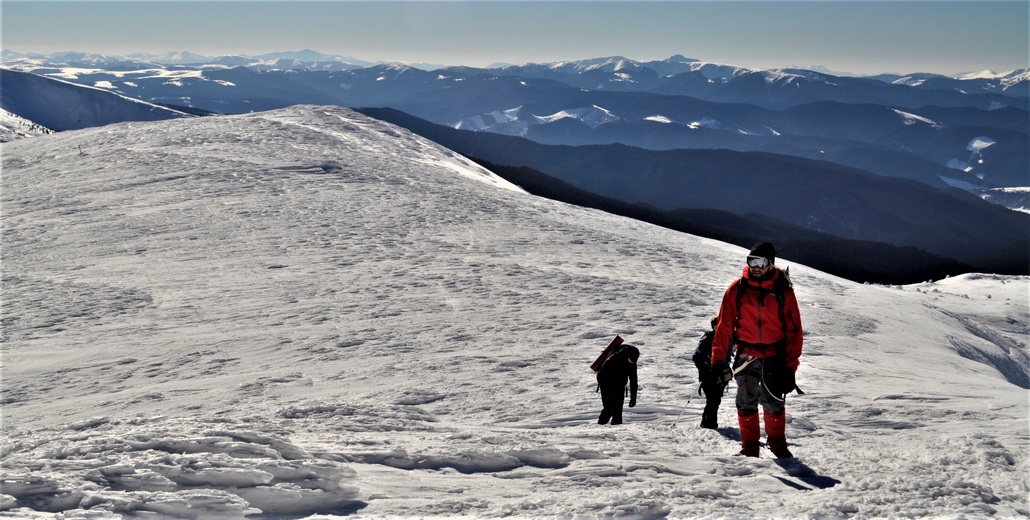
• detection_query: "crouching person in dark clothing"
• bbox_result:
[597,344,639,425]
[693,316,731,429]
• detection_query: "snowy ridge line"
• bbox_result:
[39,72,194,114]
[265,107,523,193]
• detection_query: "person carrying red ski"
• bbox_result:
[596,342,639,425]
[709,241,803,458]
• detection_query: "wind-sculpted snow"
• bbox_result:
[1,106,1027,518]
[1,418,362,518]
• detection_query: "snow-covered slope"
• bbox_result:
[0,68,191,131]
[0,107,53,142]
[2,106,1027,519]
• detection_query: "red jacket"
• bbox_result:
[711,267,803,373]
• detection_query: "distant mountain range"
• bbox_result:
[1,49,380,71]
[2,51,1027,278]
[3,51,1026,188]
[354,107,1027,273]
[5,49,1026,94]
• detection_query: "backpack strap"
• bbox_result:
[733,276,748,332]
[774,267,792,339]
[734,267,793,347]
[599,345,629,371]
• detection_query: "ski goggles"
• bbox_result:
[747,255,770,269]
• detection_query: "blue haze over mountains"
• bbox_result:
[2,51,1027,282]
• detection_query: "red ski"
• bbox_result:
[589,335,624,372]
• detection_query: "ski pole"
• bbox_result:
[675,356,756,427]
[672,383,701,426]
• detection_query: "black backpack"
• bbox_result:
[596,344,639,384]
[692,330,715,371]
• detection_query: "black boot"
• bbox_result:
[768,437,794,459]
[700,410,718,429]
[610,411,623,425]
[736,442,760,457]
[699,384,724,429]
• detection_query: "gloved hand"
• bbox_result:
[707,363,732,385]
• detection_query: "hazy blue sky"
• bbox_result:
[2,1,1027,75]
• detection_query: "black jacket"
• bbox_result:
[597,345,639,400]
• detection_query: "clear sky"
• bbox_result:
[2,1,1028,76]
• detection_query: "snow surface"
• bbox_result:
[0,108,53,142]
[976,187,1030,215]
[2,105,1028,519]
[533,106,619,128]
[453,105,770,138]
[645,115,673,124]
[947,136,997,176]
[892,109,941,128]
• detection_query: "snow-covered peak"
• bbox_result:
[642,54,702,76]
[533,105,620,127]
[976,68,1030,89]
[956,68,1029,81]
[687,61,755,82]
[536,55,636,74]
[663,54,700,64]
[41,51,114,64]
[253,106,520,191]
[890,73,948,87]
[149,50,211,64]
[760,68,834,84]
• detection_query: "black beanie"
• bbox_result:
[749,241,776,264]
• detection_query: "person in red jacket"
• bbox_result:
[709,242,803,458]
